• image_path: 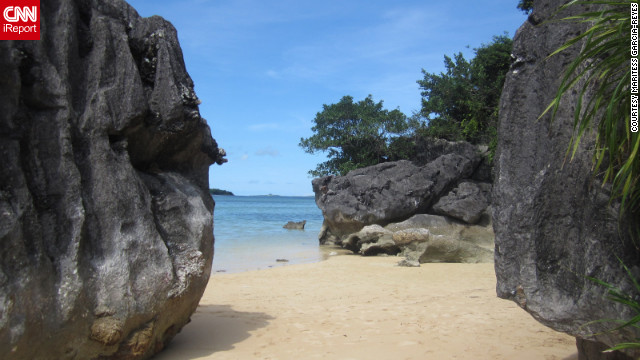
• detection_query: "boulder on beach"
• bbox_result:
[343,225,393,253]
[396,259,421,267]
[312,141,484,243]
[283,220,307,230]
[311,139,495,263]
[337,214,494,264]
[0,0,225,358]
[388,214,493,264]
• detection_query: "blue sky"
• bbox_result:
[127,0,527,196]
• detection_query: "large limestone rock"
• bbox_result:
[313,148,481,242]
[0,0,225,358]
[432,181,491,224]
[312,140,496,263]
[493,0,639,358]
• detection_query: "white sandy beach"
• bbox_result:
[154,255,577,360]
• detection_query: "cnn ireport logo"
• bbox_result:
[1,0,40,40]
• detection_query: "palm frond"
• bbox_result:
[541,0,638,216]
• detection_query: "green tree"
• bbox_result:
[417,35,513,151]
[417,53,472,142]
[517,0,534,14]
[300,95,408,177]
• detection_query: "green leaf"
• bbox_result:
[544,0,638,217]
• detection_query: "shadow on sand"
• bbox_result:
[153,304,273,359]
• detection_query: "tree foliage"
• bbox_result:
[517,0,534,14]
[417,35,513,152]
[299,95,409,176]
[209,188,234,196]
[302,35,513,176]
[417,53,473,141]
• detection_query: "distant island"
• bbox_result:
[209,188,234,196]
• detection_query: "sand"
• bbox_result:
[154,255,578,360]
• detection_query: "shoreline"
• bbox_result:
[155,255,577,360]
[211,244,351,274]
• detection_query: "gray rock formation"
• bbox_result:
[359,236,398,256]
[399,233,493,264]
[384,213,456,232]
[312,139,496,264]
[313,150,481,243]
[0,0,225,359]
[392,214,493,264]
[411,137,481,166]
[283,220,306,230]
[343,225,394,254]
[432,181,491,224]
[493,0,639,358]
[339,214,494,264]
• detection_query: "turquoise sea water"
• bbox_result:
[211,195,325,273]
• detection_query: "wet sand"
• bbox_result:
[154,255,578,360]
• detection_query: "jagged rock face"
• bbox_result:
[313,152,481,242]
[411,137,482,167]
[432,181,491,224]
[493,0,639,356]
[0,1,225,359]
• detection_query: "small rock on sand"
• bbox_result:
[397,259,420,267]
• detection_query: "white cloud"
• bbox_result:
[255,147,280,157]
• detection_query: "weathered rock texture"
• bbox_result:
[313,142,481,240]
[493,0,639,358]
[394,214,494,263]
[313,140,495,263]
[432,181,491,224]
[342,214,494,263]
[0,0,225,359]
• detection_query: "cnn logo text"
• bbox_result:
[1,1,40,40]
